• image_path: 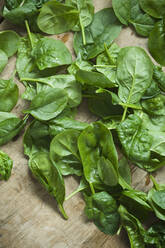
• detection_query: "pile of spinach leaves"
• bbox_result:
[1,0,165,247]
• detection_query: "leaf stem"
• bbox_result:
[104,43,115,65]
[89,182,95,195]
[121,107,128,122]
[79,16,86,46]
[25,20,33,49]
[94,65,116,68]
[119,103,142,110]
[150,175,160,191]
[65,185,87,201]
[58,204,68,220]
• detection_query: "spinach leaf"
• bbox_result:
[0,49,8,74]
[23,120,51,158]
[31,37,72,70]
[84,191,120,235]
[0,30,20,57]
[142,78,160,100]
[78,122,118,190]
[0,113,27,146]
[37,0,79,34]
[22,74,82,108]
[49,116,88,136]
[87,91,123,119]
[76,70,116,88]
[0,150,13,181]
[96,43,120,84]
[50,129,82,176]
[29,152,68,219]
[144,221,165,246]
[67,57,93,75]
[148,19,165,66]
[139,0,165,18]
[141,94,165,116]
[112,0,156,37]
[73,8,122,60]
[65,0,94,45]
[119,205,145,248]
[117,114,152,163]
[118,156,131,185]
[0,78,19,112]
[117,47,153,120]
[23,88,68,121]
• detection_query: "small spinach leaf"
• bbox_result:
[0,150,13,181]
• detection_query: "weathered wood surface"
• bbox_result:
[0,1,164,247]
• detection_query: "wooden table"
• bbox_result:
[0,1,164,247]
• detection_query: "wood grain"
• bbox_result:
[0,1,164,247]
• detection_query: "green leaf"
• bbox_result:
[139,0,165,18]
[0,49,8,74]
[0,150,13,181]
[118,156,131,185]
[117,114,152,162]
[0,78,19,112]
[23,120,51,158]
[73,8,122,59]
[37,0,79,34]
[148,20,165,66]
[29,152,68,219]
[76,70,116,88]
[117,47,153,105]
[0,30,20,57]
[50,129,82,176]
[23,88,68,121]
[31,37,72,70]
[84,191,120,235]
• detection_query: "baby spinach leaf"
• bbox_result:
[67,57,93,75]
[23,120,51,158]
[0,150,13,181]
[96,43,120,84]
[76,70,116,88]
[117,47,153,105]
[31,37,72,70]
[118,156,131,185]
[0,49,8,74]
[148,19,165,66]
[119,205,145,248]
[0,30,20,57]
[139,0,165,18]
[87,91,123,119]
[141,94,165,116]
[117,114,152,162]
[29,152,68,219]
[37,0,79,34]
[73,8,122,60]
[50,129,82,176]
[22,74,82,108]
[84,191,120,235]
[0,113,27,146]
[144,221,165,246]
[78,122,118,189]
[112,0,156,37]
[0,78,19,112]
[49,116,88,136]
[24,88,68,121]
[66,0,94,45]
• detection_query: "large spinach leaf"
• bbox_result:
[50,129,82,176]
[37,0,79,34]
[29,152,68,219]
[31,37,72,70]
[84,191,120,235]
[0,150,13,181]
[23,88,68,121]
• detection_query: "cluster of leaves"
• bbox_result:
[1,1,165,247]
[112,0,165,66]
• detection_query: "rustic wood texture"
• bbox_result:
[0,1,164,247]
